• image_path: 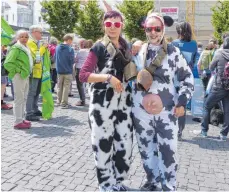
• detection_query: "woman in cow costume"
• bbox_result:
[80,11,137,191]
[132,12,194,191]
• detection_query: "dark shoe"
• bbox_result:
[112,184,136,191]
[26,115,40,121]
[141,181,161,191]
[192,117,202,122]
[199,130,207,138]
[1,103,13,110]
[61,104,71,109]
[34,110,42,117]
[178,135,183,141]
[68,94,74,97]
[75,100,85,106]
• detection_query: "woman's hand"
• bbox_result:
[109,75,123,93]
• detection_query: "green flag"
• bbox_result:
[41,49,54,120]
[1,17,15,46]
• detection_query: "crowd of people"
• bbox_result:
[1,25,94,127]
[1,8,229,192]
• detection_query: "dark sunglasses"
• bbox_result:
[20,36,29,39]
[104,21,123,28]
[145,26,163,33]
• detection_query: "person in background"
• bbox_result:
[165,36,173,43]
[200,37,229,140]
[48,36,58,93]
[87,39,94,49]
[192,41,203,79]
[197,43,213,90]
[74,39,89,106]
[131,40,143,72]
[55,34,74,109]
[209,38,218,56]
[26,25,47,121]
[1,45,13,110]
[172,21,198,141]
[4,30,33,129]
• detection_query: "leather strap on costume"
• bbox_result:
[101,35,137,81]
[142,38,168,75]
[137,38,168,91]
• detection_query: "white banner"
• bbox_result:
[160,7,179,21]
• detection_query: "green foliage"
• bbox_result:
[76,0,104,42]
[211,0,229,44]
[117,0,154,41]
[41,0,80,41]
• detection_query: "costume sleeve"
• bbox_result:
[175,48,194,107]
[79,51,98,82]
[79,42,105,82]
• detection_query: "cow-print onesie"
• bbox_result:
[88,42,133,191]
[132,43,194,191]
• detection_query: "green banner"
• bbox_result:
[41,49,54,120]
[1,17,15,46]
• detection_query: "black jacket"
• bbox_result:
[210,48,229,89]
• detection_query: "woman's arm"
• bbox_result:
[79,51,123,92]
[79,51,108,83]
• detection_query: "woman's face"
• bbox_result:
[104,17,122,39]
[18,32,29,45]
[145,17,164,45]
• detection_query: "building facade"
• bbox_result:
[154,0,218,45]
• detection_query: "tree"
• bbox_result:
[211,0,229,44]
[41,1,80,41]
[117,0,154,41]
[76,0,104,42]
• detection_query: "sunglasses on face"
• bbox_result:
[104,21,123,28]
[20,36,29,39]
[145,26,163,33]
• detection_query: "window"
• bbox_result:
[39,16,41,23]
[13,14,14,21]
[6,15,8,21]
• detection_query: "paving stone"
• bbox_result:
[1,183,17,191]
[42,185,55,191]
[2,85,229,191]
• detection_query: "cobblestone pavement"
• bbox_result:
[1,84,229,191]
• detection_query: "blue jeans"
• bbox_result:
[201,88,229,136]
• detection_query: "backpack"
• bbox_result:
[200,50,211,72]
[221,61,229,90]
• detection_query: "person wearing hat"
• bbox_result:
[132,12,194,191]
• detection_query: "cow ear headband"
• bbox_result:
[138,15,174,28]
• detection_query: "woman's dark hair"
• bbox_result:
[176,22,192,42]
[103,10,123,23]
[223,37,229,49]
[103,11,127,50]
[222,32,229,40]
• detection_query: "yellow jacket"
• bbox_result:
[27,39,46,79]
